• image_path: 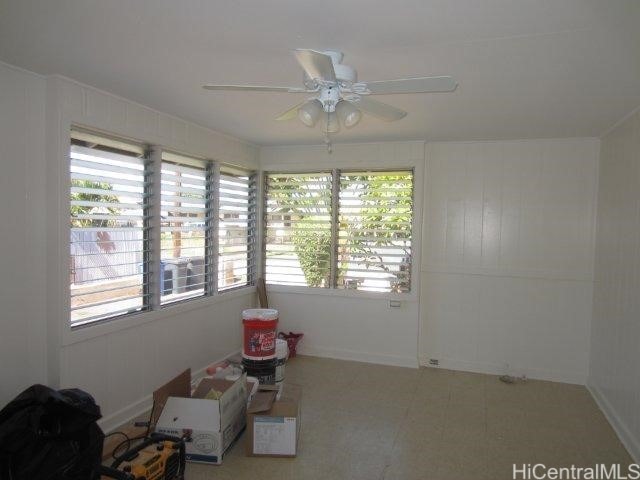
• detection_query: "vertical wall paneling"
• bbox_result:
[589,107,640,461]
[421,138,599,384]
[0,63,48,407]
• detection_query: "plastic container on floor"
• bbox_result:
[275,338,288,383]
[242,357,277,385]
[278,332,304,357]
[242,309,279,360]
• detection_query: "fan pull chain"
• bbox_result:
[324,133,332,154]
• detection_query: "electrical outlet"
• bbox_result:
[429,358,439,366]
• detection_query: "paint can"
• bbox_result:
[242,357,277,385]
[242,308,278,360]
[275,338,288,383]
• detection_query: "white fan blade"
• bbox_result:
[365,76,457,95]
[275,102,304,121]
[351,97,407,122]
[202,84,308,93]
[293,49,336,83]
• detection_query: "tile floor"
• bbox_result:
[187,356,633,480]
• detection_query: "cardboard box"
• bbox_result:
[155,375,247,465]
[246,384,302,457]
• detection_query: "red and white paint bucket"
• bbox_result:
[242,308,279,360]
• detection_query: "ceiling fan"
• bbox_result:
[203,49,457,147]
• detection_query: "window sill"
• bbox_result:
[265,284,418,302]
[62,285,256,346]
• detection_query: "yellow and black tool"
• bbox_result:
[108,433,185,480]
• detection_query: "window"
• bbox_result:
[70,133,148,326]
[218,166,257,291]
[69,129,256,328]
[264,169,414,293]
[264,173,333,287]
[160,152,210,304]
[338,171,413,293]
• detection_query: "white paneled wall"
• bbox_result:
[47,75,259,169]
[60,293,250,431]
[421,139,599,383]
[589,108,640,461]
[271,292,420,368]
[0,63,48,407]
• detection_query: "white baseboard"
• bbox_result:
[299,344,419,369]
[98,351,239,433]
[418,355,587,385]
[587,383,640,463]
[98,393,153,434]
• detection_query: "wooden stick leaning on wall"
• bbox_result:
[257,277,268,308]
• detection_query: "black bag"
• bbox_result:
[0,384,105,480]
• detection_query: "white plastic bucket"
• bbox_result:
[275,338,288,383]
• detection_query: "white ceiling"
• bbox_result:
[1,0,639,146]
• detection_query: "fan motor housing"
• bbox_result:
[322,50,357,84]
[303,51,357,89]
[334,64,357,84]
[318,86,341,112]
[322,50,344,64]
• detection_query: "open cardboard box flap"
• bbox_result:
[192,377,238,398]
[247,383,302,415]
[270,384,302,416]
[247,391,277,413]
[151,368,191,427]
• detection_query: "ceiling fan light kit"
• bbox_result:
[336,100,362,128]
[325,111,340,134]
[298,99,323,127]
[203,49,457,151]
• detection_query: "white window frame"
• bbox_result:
[263,168,415,295]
